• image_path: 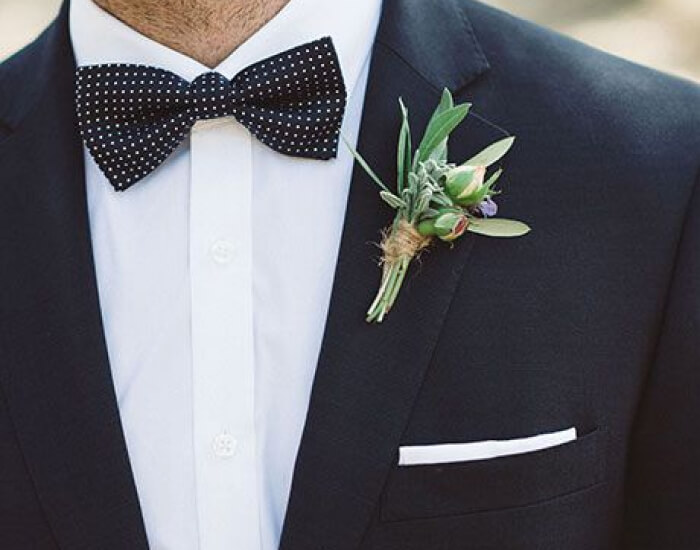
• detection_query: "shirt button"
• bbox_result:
[213,433,238,458]
[210,239,235,264]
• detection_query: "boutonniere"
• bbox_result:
[345,89,531,323]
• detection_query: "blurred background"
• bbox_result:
[0,0,698,82]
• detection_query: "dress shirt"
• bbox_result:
[69,0,381,549]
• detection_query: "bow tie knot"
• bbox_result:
[75,37,347,191]
[187,72,238,120]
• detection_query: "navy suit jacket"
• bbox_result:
[1,1,699,549]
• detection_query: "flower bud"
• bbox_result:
[433,208,469,242]
[417,218,437,237]
[444,165,487,206]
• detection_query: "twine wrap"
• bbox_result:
[381,219,432,265]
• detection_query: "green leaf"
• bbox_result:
[422,90,455,146]
[434,88,455,117]
[417,103,471,163]
[483,168,503,191]
[426,89,454,162]
[412,188,433,220]
[412,149,421,172]
[467,218,531,238]
[342,135,390,192]
[429,143,448,163]
[401,188,414,213]
[426,89,455,132]
[407,172,419,194]
[430,192,454,208]
[462,137,516,168]
[397,98,412,194]
[421,207,441,220]
[380,190,407,210]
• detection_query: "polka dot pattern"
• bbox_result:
[75,37,347,191]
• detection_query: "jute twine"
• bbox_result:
[380,219,432,265]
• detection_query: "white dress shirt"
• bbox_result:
[69,1,381,549]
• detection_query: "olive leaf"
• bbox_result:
[427,88,454,162]
[413,188,434,221]
[380,190,407,210]
[421,207,441,219]
[483,167,503,191]
[462,137,516,168]
[467,218,531,238]
[431,88,455,120]
[417,101,471,163]
[397,98,412,194]
[342,135,389,192]
[430,191,454,208]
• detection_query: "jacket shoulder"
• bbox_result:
[462,0,700,178]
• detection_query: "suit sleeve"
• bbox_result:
[622,170,700,549]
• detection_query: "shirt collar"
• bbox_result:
[69,0,381,98]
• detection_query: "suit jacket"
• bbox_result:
[1,0,699,549]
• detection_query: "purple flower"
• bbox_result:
[478,197,498,218]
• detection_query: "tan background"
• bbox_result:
[1,0,699,82]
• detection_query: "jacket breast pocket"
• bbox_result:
[380,428,607,522]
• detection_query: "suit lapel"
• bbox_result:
[0,5,149,549]
[280,1,498,548]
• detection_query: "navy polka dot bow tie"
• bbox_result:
[75,37,347,191]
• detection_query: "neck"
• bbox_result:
[92,0,291,68]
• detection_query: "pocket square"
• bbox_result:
[398,427,577,466]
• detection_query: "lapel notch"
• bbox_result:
[376,0,489,93]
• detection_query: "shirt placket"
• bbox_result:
[189,117,261,550]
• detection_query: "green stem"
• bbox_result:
[366,214,422,323]
[368,262,401,323]
[385,255,411,313]
[367,254,413,323]
[376,266,397,323]
[366,264,392,320]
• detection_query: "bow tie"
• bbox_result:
[75,37,347,191]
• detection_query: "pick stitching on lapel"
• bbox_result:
[278,1,505,549]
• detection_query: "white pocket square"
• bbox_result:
[398,427,577,466]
